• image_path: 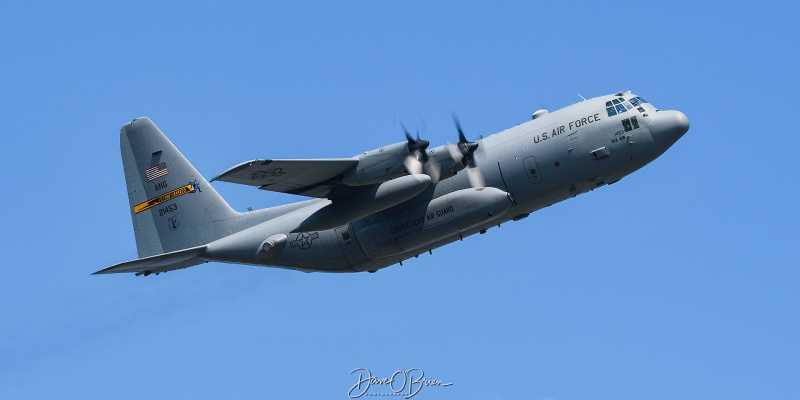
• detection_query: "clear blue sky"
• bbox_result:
[1,1,798,399]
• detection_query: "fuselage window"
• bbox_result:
[615,104,627,114]
[636,97,648,104]
[630,116,639,129]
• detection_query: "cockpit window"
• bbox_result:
[621,116,640,132]
[606,101,617,116]
[627,97,646,113]
[607,96,643,117]
[622,118,632,132]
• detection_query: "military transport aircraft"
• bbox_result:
[95,91,689,276]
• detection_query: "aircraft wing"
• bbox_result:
[210,159,358,198]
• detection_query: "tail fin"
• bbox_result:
[120,117,239,258]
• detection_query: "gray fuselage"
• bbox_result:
[201,92,689,273]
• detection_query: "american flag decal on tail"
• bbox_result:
[145,163,168,181]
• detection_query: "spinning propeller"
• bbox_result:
[402,122,429,159]
[446,115,484,188]
[400,121,445,183]
[400,116,485,187]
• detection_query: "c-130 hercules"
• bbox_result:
[95,91,689,276]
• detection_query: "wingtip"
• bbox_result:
[92,265,113,275]
[212,159,265,183]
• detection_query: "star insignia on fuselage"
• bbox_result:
[290,232,319,250]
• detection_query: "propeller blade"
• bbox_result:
[400,120,430,158]
[466,165,485,188]
[452,114,468,143]
[400,121,414,143]
[424,157,441,183]
[417,116,428,140]
[446,143,464,163]
[451,113,479,161]
[403,154,423,175]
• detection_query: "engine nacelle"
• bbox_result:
[341,139,475,186]
[341,141,411,186]
[425,144,468,181]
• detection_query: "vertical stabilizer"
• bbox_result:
[120,118,239,258]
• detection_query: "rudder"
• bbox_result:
[121,118,239,258]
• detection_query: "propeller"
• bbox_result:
[400,121,429,175]
[449,114,484,188]
[399,116,484,187]
[411,117,442,182]
[403,124,430,157]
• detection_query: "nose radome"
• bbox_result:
[673,111,690,135]
[648,110,690,147]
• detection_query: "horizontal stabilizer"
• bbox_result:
[93,245,207,275]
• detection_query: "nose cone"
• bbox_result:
[648,110,690,149]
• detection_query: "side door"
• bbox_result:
[334,224,368,266]
[497,137,542,204]
[522,155,543,184]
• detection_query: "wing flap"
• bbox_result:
[93,245,208,275]
[211,159,358,198]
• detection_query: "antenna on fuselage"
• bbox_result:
[578,93,587,101]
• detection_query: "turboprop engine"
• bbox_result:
[342,119,481,186]
[341,139,426,186]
